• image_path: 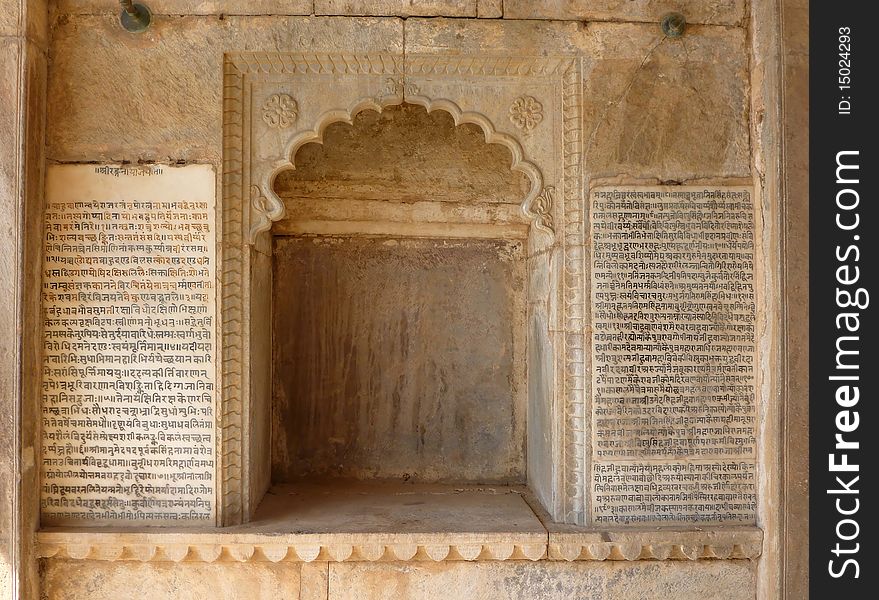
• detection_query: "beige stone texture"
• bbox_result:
[404,17,587,55]
[301,563,330,600]
[36,523,760,564]
[0,40,19,600]
[250,482,546,536]
[327,560,756,599]
[579,24,750,180]
[249,246,274,513]
[7,2,807,597]
[1,0,48,46]
[42,561,305,600]
[272,238,527,483]
[749,0,809,597]
[477,0,502,19]
[1,2,47,598]
[16,38,47,600]
[40,558,758,599]
[504,0,745,26]
[275,104,529,208]
[47,15,750,185]
[53,1,314,16]
[404,18,750,181]
[0,1,17,36]
[315,1,477,17]
[47,15,403,163]
[44,561,754,600]
[28,0,48,46]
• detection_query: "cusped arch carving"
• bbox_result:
[222,52,584,527]
[250,95,551,243]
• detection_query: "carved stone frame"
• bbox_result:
[220,52,585,526]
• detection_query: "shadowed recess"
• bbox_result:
[272,237,526,484]
[273,103,530,205]
[270,103,529,485]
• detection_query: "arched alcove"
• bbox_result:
[243,103,557,529]
[221,53,584,527]
[271,104,528,483]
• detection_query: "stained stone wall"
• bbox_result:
[0,0,809,598]
[272,236,527,483]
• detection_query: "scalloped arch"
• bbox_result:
[249,95,549,242]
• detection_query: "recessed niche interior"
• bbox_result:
[272,236,526,484]
[252,104,558,530]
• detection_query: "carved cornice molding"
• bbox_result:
[226,52,404,75]
[548,527,763,561]
[405,55,574,77]
[549,541,762,561]
[36,528,761,563]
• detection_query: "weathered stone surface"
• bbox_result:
[47,15,403,163]
[1,9,47,592]
[17,36,47,600]
[327,560,756,599]
[1,0,47,46]
[250,481,546,537]
[405,17,587,55]
[53,1,314,16]
[273,237,526,483]
[315,1,476,17]
[26,0,48,47]
[38,555,758,598]
[35,525,761,564]
[749,0,809,596]
[1,0,797,596]
[504,0,745,26]
[580,23,750,180]
[49,15,748,182]
[276,103,528,205]
[477,0,503,19]
[0,42,19,600]
[41,164,218,527]
[0,38,20,196]
[404,19,749,180]
[0,1,20,37]
[42,561,306,600]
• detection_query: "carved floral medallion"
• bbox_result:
[262,93,299,129]
[509,95,544,131]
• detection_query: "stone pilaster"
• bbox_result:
[0,1,47,598]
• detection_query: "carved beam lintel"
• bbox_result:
[36,529,762,563]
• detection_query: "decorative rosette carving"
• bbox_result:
[509,95,544,131]
[262,94,298,129]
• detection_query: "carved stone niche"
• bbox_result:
[221,52,584,526]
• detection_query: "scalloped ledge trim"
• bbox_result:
[36,528,761,563]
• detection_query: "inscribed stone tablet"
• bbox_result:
[590,186,757,525]
[41,164,217,526]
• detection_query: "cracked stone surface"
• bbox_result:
[48,16,749,182]
[42,560,756,599]
[29,6,762,600]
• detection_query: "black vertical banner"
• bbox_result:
[810,3,877,597]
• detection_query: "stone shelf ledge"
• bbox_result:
[36,483,762,563]
[35,528,762,563]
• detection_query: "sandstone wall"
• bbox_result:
[0,0,806,598]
